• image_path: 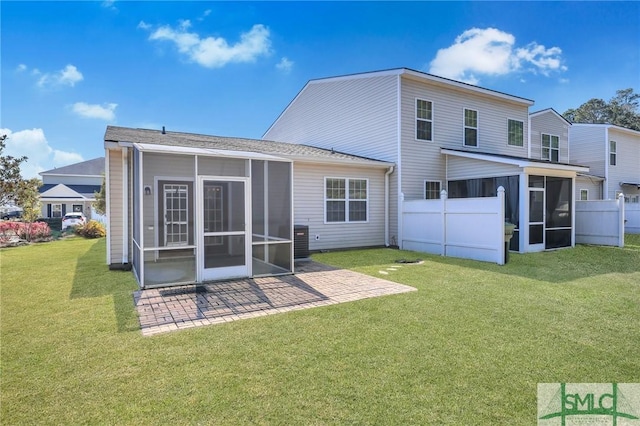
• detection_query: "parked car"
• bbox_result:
[1,210,22,220]
[62,212,86,230]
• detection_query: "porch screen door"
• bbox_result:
[200,178,249,281]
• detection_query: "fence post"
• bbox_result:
[497,186,505,265]
[440,189,447,256]
[399,193,405,249]
[617,192,625,248]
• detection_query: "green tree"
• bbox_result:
[0,134,28,206]
[15,178,42,241]
[563,88,640,131]
[93,176,106,216]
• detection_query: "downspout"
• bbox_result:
[105,148,111,265]
[384,165,395,246]
[396,73,403,249]
[527,114,532,159]
[604,126,609,199]
[121,147,129,264]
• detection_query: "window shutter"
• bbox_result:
[62,204,67,215]
[47,204,52,217]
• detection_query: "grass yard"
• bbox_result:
[1,236,639,424]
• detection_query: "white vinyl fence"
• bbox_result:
[625,203,640,234]
[575,194,625,247]
[401,187,506,265]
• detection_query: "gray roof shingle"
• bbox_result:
[40,157,105,176]
[104,126,392,166]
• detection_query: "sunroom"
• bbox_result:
[129,143,293,288]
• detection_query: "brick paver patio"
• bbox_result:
[133,261,416,336]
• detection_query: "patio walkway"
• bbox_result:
[133,261,416,336]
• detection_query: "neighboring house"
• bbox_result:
[39,157,104,219]
[104,126,392,288]
[264,68,589,253]
[568,123,640,203]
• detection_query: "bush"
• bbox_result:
[37,217,62,231]
[0,221,52,244]
[75,220,106,239]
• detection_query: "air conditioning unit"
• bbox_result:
[293,225,310,259]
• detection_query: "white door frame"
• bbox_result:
[197,176,251,282]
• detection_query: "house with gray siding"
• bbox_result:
[568,123,640,203]
[104,126,392,288]
[264,68,589,252]
[38,157,104,219]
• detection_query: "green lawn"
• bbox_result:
[1,236,639,425]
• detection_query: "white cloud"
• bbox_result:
[71,102,118,121]
[16,64,27,72]
[102,0,117,10]
[428,27,567,85]
[198,9,212,21]
[147,22,271,68]
[137,20,151,30]
[37,64,84,88]
[276,57,294,74]
[0,128,83,179]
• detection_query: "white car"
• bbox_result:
[62,212,86,230]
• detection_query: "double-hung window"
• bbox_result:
[325,178,368,223]
[580,189,588,201]
[508,119,524,146]
[425,181,441,199]
[464,109,478,147]
[542,134,559,162]
[416,99,433,141]
[610,141,617,166]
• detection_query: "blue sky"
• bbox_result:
[1,1,638,178]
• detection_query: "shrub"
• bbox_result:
[0,221,51,244]
[75,220,106,239]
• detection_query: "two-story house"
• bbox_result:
[39,157,104,219]
[264,68,589,252]
[569,123,640,203]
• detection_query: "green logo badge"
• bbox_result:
[538,383,640,425]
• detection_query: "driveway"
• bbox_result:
[133,261,416,336]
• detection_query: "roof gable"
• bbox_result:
[39,184,86,199]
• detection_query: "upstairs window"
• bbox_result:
[425,181,441,199]
[610,140,617,166]
[464,109,478,147]
[325,178,368,223]
[508,119,524,146]
[542,134,559,162]
[416,99,433,141]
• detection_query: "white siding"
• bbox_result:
[264,74,399,162]
[568,125,607,177]
[607,127,640,200]
[446,156,520,182]
[530,110,570,163]
[575,176,603,200]
[399,77,529,199]
[108,149,123,264]
[42,175,102,186]
[293,162,386,251]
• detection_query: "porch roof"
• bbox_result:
[105,126,394,168]
[441,148,590,173]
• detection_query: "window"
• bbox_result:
[610,140,617,166]
[580,189,588,201]
[542,134,559,162]
[325,178,367,223]
[508,119,524,146]
[464,109,478,147]
[52,204,62,218]
[425,181,441,199]
[72,204,83,213]
[416,99,433,141]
